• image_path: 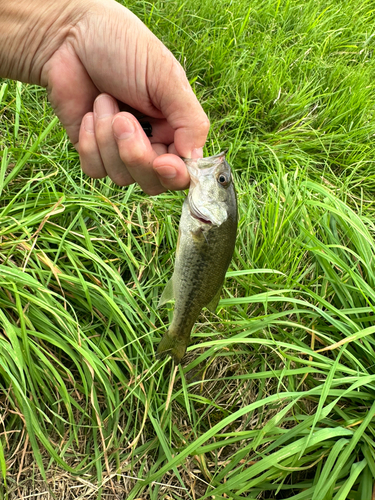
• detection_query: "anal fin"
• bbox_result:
[206,286,222,313]
[158,276,175,308]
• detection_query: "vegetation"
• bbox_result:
[1,0,375,498]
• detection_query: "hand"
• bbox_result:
[0,0,210,195]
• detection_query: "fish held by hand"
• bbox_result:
[157,152,238,364]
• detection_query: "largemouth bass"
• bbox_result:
[157,152,238,364]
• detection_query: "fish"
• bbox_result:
[157,152,238,364]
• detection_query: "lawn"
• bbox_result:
[1,0,375,498]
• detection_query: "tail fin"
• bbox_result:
[156,331,188,364]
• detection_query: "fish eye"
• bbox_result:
[217,173,230,186]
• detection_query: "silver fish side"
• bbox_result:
[157,152,238,364]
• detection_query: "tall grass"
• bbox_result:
[1,0,375,498]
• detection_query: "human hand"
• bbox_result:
[0,0,210,195]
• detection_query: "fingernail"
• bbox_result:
[112,116,135,140]
[95,94,116,118]
[191,147,203,158]
[83,113,94,133]
[154,165,177,179]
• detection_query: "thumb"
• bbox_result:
[147,49,210,158]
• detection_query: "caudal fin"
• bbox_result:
[156,332,188,364]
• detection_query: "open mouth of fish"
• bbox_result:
[190,211,212,224]
[189,198,213,224]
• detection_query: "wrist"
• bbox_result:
[0,0,89,84]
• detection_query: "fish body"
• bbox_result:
[157,152,238,364]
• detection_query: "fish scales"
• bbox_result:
[157,152,237,364]
[172,209,234,331]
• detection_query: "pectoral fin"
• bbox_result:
[158,276,175,308]
[206,286,222,313]
[191,227,206,243]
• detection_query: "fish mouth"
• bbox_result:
[190,211,212,224]
[189,196,213,224]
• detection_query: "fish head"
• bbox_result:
[184,152,235,227]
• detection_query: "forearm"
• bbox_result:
[0,0,87,84]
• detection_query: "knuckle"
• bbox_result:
[109,174,134,187]
[120,149,147,168]
[197,115,210,136]
[171,58,185,77]
[86,171,106,179]
[78,140,97,159]
[142,185,165,196]
[94,120,111,144]
[80,160,106,179]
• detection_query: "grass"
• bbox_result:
[1,0,375,498]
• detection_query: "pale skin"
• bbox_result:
[0,0,210,195]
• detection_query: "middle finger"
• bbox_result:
[112,112,169,195]
[94,94,134,186]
